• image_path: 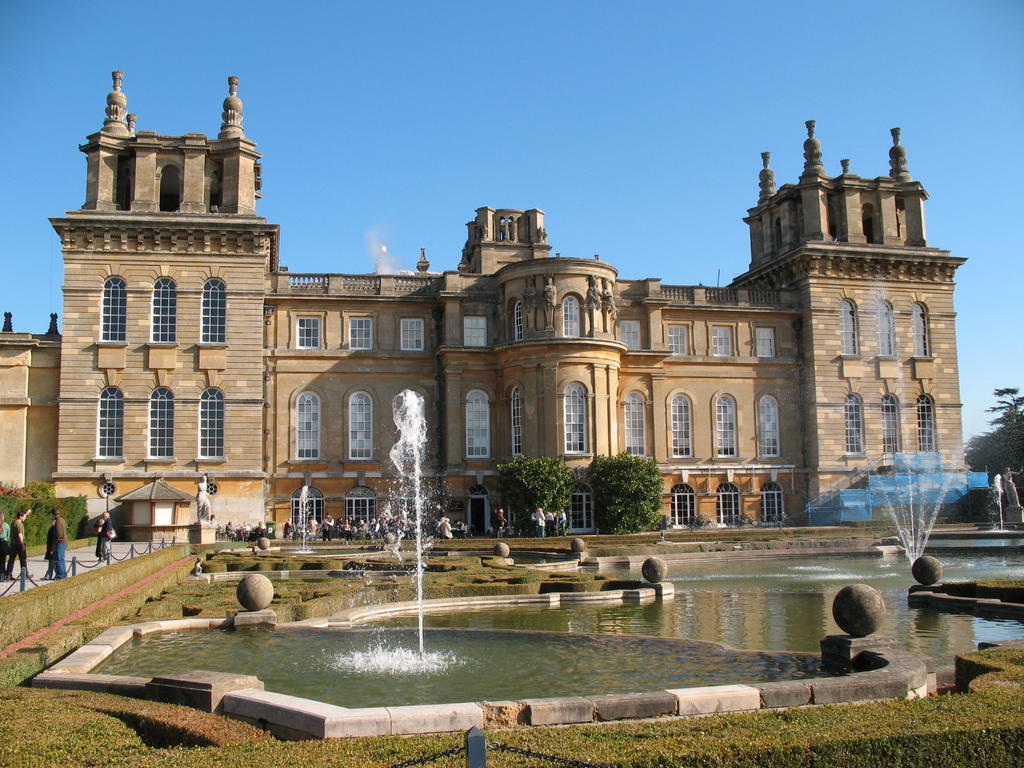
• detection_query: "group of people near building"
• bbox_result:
[530,507,569,538]
[0,507,74,582]
[219,521,266,542]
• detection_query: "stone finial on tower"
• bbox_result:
[417,248,430,272]
[219,75,245,139]
[889,127,911,181]
[2,312,12,333]
[127,113,137,134]
[840,158,851,174]
[802,120,825,177]
[758,152,776,203]
[103,70,130,136]
[47,313,59,335]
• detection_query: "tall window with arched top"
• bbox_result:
[159,165,181,212]
[101,277,127,342]
[563,296,580,338]
[151,278,177,343]
[758,395,780,457]
[877,300,896,356]
[149,387,174,458]
[346,486,377,524]
[670,483,696,526]
[465,390,490,458]
[510,387,523,456]
[717,483,741,526]
[513,301,524,341]
[912,302,930,357]
[296,391,320,459]
[840,300,858,355]
[881,394,901,454]
[715,395,737,457]
[624,392,646,455]
[862,203,877,244]
[201,279,227,344]
[349,392,373,459]
[917,395,937,452]
[670,394,692,457]
[97,387,124,458]
[761,482,784,524]
[564,383,587,454]
[291,486,324,525]
[198,388,224,458]
[844,394,864,454]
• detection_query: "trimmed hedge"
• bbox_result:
[942,580,1024,604]
[0,495,88,547]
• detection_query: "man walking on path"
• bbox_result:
[4,508,29,580]
[52,509,68,579]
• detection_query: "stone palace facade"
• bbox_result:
[0,73,966,536]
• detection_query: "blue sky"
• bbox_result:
[1,0,1021,440]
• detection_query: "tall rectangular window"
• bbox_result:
[349,317,373,350]
[510,388,523,456]
[711,326,733,356]
[149,388,175,459]
[670,395,692,457]
[845,395,864,454]
[755,327,776,357]
[624,393,646,455]
[97,388,124,458]
[199,388,225,458]
[400,318,424,351]
[464,316,487,347]
[151,278,177,343]
[297,317,321,349]
[102,277,127,342]
[667,325,688,355]
[619,320,641,350]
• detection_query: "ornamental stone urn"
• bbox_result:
[493,542,510,558]
[832,583,886,637]
[911,555,943,586]
[236,573,274,611]
[642,556,668,584]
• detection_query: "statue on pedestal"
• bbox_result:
[196,474,212,523]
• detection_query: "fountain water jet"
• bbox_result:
[292,485,314,554]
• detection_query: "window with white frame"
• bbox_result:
[345,486,376,524]
[667,325,688,355]
[465,390,490,457]
[912,302,930,357]
[670,394,692,457]
[513,302,524,341]
[758,395,780,457]
[349,317,373,350]
[570,484,594,530]
[463,315,487,347]
[151,278,177,343]
[877,300,896,356]
[761,482,784,524]
[291,486,324,525]
[101,277,127,342]
[296,317,321,349]
[97,387,124,458]
[510,387,523,456]
[148,387,174,458]
[755,326,776,358]
[563,383,587,454]
[881,394,901,453]
[296,391,320,459]
[199,388,225,458]
[401,318,424,351]
[201,279,227,344]
[715,394,737,457]
[619,320,641,350]
[348,391,373,459]
[711,325,733,356]
[624,392,646,455]
[562,296,581,338]
[917,395,937,452]
[844,394,864,454]
[670,483,696,526]
[716,483,741,526]
[840,300,859,355]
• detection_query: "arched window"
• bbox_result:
[151,278,177,343]
[345,486,377,524]
[148,387,174,458]
[291,486,324,525]
[670,394,692,457]
[465,390,490,458]
[159,165,181,212]
[912,302,930,357]
[296,391,320,459]
[563,296,581,338]
[917,394,937,452]
[101,277,127,342]
[717,482,741,526]
[715,395,737,458]
[570,483,594,531]
[97,387,124,458]
[670,483,696,526]
[201,279,227,344]
[563,383,587,454]
[199,388,225,459]
[624,392,646,455]
[758,395,780,457]
[513,301,524,341]
[349,392,373,459]
[877,300,896,356]
[881,394,901,454]
[761,482,784,524]
[510,387,523,456]
[844,394,864,454]
[840,299,858,356]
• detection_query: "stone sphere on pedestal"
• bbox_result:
[384,533,397,547]
[832,583,886,637]
[642,556,668,584]
[911,555,943,586]
[256,537,270,551]
[236,573,274,611]
[493,542,510,558]
[570,537,587,553]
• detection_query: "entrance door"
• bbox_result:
[469,496,488,536]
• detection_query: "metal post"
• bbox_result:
[106,548,111,566]
[129,544,136,558]
[465,727,487,768]
[20,568,27,592]
[71,556,77,576]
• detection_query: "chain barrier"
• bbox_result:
[489,742,615,768]
[0,578,17,597]
[383,745,465,768]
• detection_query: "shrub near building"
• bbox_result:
[589,453,664,534]
[496,456,575,534]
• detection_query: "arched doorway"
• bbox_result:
[468,484,489,536]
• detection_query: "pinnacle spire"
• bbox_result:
[219,75,245,139]
[801,119,825,177]
[889,127,911,181]
[758,152,776,203]
[102,70,130,136]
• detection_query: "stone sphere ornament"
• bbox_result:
[384,533,397,547]
[256,537,271,551]
[236,573,274,611]
[832,583,886,637]
[911,555,943,586]
[493,542,510,558]
[642,556,668,584]
[570,537,587,553]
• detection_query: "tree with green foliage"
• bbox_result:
[966,388,1024,476]
[588,453,664,534]
[496,456,575,533]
